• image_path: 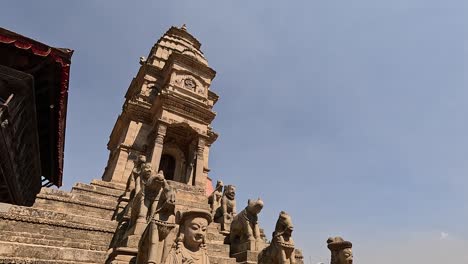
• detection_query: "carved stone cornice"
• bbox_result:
[164,52,216,80]
[124,99,152,124]
[161,93,216,125]
[166,26,202,50]
[208,90,219,105]
[206,130,219,145]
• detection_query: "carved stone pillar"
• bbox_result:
[150,123,167,172]
[194,137,206,187]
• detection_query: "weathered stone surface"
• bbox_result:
[214,185,236,232]
[327,237,353,264]
[164,209,212,264]
[229,198,264,254]
[258,211,296,264]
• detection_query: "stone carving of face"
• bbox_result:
[225,185,236,200]
[140,163,152,180]
[183,216,208,251]
[338,248,353,264]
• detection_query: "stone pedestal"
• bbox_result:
[230,240,266,263]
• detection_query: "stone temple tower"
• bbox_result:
[102,25,218,189]
[0,26,304,264]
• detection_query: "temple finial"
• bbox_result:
[181,24,187,31]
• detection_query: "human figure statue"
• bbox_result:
[137,170,177,264]
[229,198,263,245]
[213,185,236,232]
[164,209,212,264]
[127,162,153,233]
[207,180,223,216]
[327,237,353,264]
[258,211,296,264]
[124,155,147,199]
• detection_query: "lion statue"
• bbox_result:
[258,211,296,264]
[229,198,264,245]
[327,237,353,264]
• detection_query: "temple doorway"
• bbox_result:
[159,154,176,181]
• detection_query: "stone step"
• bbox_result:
[231,250,261,263]
[38,187,118,207]
[0,257,98,264]
[206,234,229,244]
[206,242,230,254]
[175,199,211,210]
[1,205,117,231]
[0,207,116,247]
[208,255,237,264]
[0,230,110,247]
[0,241,107,263]
[0,221,112,247]
[0,232,108,251]
[173,188,208,204]
[166,180,205,194]
[71,183,125,200]
[33,192,115,220]
[90,179,126,191]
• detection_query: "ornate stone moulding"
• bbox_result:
[161,94,216,125]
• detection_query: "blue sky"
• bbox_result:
[3,1,468,263]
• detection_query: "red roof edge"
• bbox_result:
[0,27,73,187]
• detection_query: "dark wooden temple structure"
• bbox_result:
[0,27,73,205]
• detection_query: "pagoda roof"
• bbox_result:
[0,27,73,187]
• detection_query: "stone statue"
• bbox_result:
[207,180,223,216]
[213,185,236,232]
[229,198,264,245]
[327,237,353,264]
[127,163,153,232]
[164,209,212,264]
[136,170,177,264]
[258,211,296,264]
[125,155,147,199]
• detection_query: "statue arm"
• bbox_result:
[222,197,228,215]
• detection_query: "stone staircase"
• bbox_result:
[206,223,236,264]
[0,180,125,264]
[0,179,238,264]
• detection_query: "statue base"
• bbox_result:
[230,240,266,262]
[105,247,138,264]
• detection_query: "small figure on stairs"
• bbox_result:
[125,155,147,199]
[207,180,223,216]
[213,184,236,232]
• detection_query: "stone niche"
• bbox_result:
[158,123,200,185]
